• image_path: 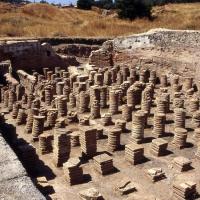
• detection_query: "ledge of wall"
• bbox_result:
[0,132,45,200]
[0,37,112,46]
[40,37,112,46]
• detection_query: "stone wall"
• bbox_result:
[89,29,200,83]
[0,37,112,72]
[0,40,79,73]
[0,131,45,200]
[89,40,114,67]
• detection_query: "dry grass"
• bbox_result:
[0,2,200,37]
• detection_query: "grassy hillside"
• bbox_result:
[0,2,200,37]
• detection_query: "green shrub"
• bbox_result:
[115,0,153,20]
[77,0,93,10]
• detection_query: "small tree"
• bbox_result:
[115,0,152,20]
[77,0,93,10]
[40,0,48,4]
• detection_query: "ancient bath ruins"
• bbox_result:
[0,29,200,200]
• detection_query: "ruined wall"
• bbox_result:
[0,37,111,73]
[89,29,200,82]
[17,70,36,93]
[50,37,111,59]
[0,131,45,200]
[0,40,79,73]
[89,40,114,67]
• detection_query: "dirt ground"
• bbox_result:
[1,86,200,200]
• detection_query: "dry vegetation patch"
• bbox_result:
[0,2,200,37]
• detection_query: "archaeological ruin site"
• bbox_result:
[1,29,200,200]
